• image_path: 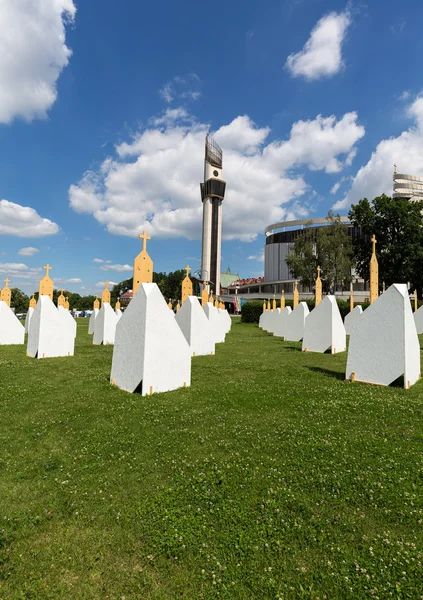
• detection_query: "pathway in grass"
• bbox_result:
[0,320,423,599]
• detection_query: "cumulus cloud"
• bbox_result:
[99,264,132,272]
[334,95,423,210]
[69,107,364,242]
[93,258,104,263]
[0,0,76,123]
[18,247,39,256]
[0,262,42,283]
[0,200,60,237]
[286,11,351,80]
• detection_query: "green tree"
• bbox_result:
[11,288,29,313]
[348,194,423,295]
[317,211,352,293]
[285,224,317,289]
[286,211,352,293]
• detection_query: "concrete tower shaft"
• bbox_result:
[200,135,226,294]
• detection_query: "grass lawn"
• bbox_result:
[1,319,423,599]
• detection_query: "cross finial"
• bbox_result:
[4,278,9,287]
[44,264,52,277]
[60,288,64,295]
[139,230,150,252]
[317,266,321,278]
[95,294,98,299]
[371,234,377,253]
[185,265,191,277]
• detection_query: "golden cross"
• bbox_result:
[95,294,98,299]
[4,278,9,287]
[44,264,52,277]
[139,230,150,252]
[371,235,377,254]
[317,266,321,278]
[104,281,109,289]
[185,265,190,278]
[294,280,298,289]
[60,289,64,295]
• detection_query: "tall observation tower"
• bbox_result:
[200,135,226,295]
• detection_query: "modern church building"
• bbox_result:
[393,169,423,201]
[225,167,421,301]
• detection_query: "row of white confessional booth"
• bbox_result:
[0,285,231,397]
[259,284,423,390]
[0,296,77,354]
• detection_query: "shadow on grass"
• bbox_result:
[308,366,345,381]
[282,345,302,352]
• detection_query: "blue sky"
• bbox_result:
[1,0,423,295]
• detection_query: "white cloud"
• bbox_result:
[69,107,364,242]
[55,277,82,284]
[263,112,364,174]
[247,249,265,262]
[159,74,201,104]
[95,281,117,288]
[100,264,132,272]
[18,247,39,256]
[0,0,76,124]
[0,262,42,284]
[93,258,104,263]
[286,11,351,80]
[0,200,60,237]
[334,95,423,210]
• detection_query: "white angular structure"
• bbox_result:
[0,301,25,345]
[25,307,34,333]
[110,283,191,395]
[346,284,420,389]
[218,308,231,334]
[175,296,215,356]
[302,296,346,354]
[115,308,123,323]
[344,305,363,336]
[27,296,74,358]
[258,310,268,330]
[266,309,281,334]
[93,303,117,345]
[284,302,309,342]
[273,307,292,338]
[414,304,423,334]
[58,306,77,339]
[204,302,225,343]
[88,308,99,334]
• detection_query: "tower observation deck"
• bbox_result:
[393,170,423,201]
[200,135,226,294]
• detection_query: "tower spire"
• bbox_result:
[200,135,226,295]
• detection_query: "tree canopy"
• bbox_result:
[348,194,423,295]
[286,211,352,293]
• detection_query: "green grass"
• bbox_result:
[1,319,423,599]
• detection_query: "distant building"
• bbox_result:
[120,289,133,307]
[393,168,423,201]
[219,267,240,293]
